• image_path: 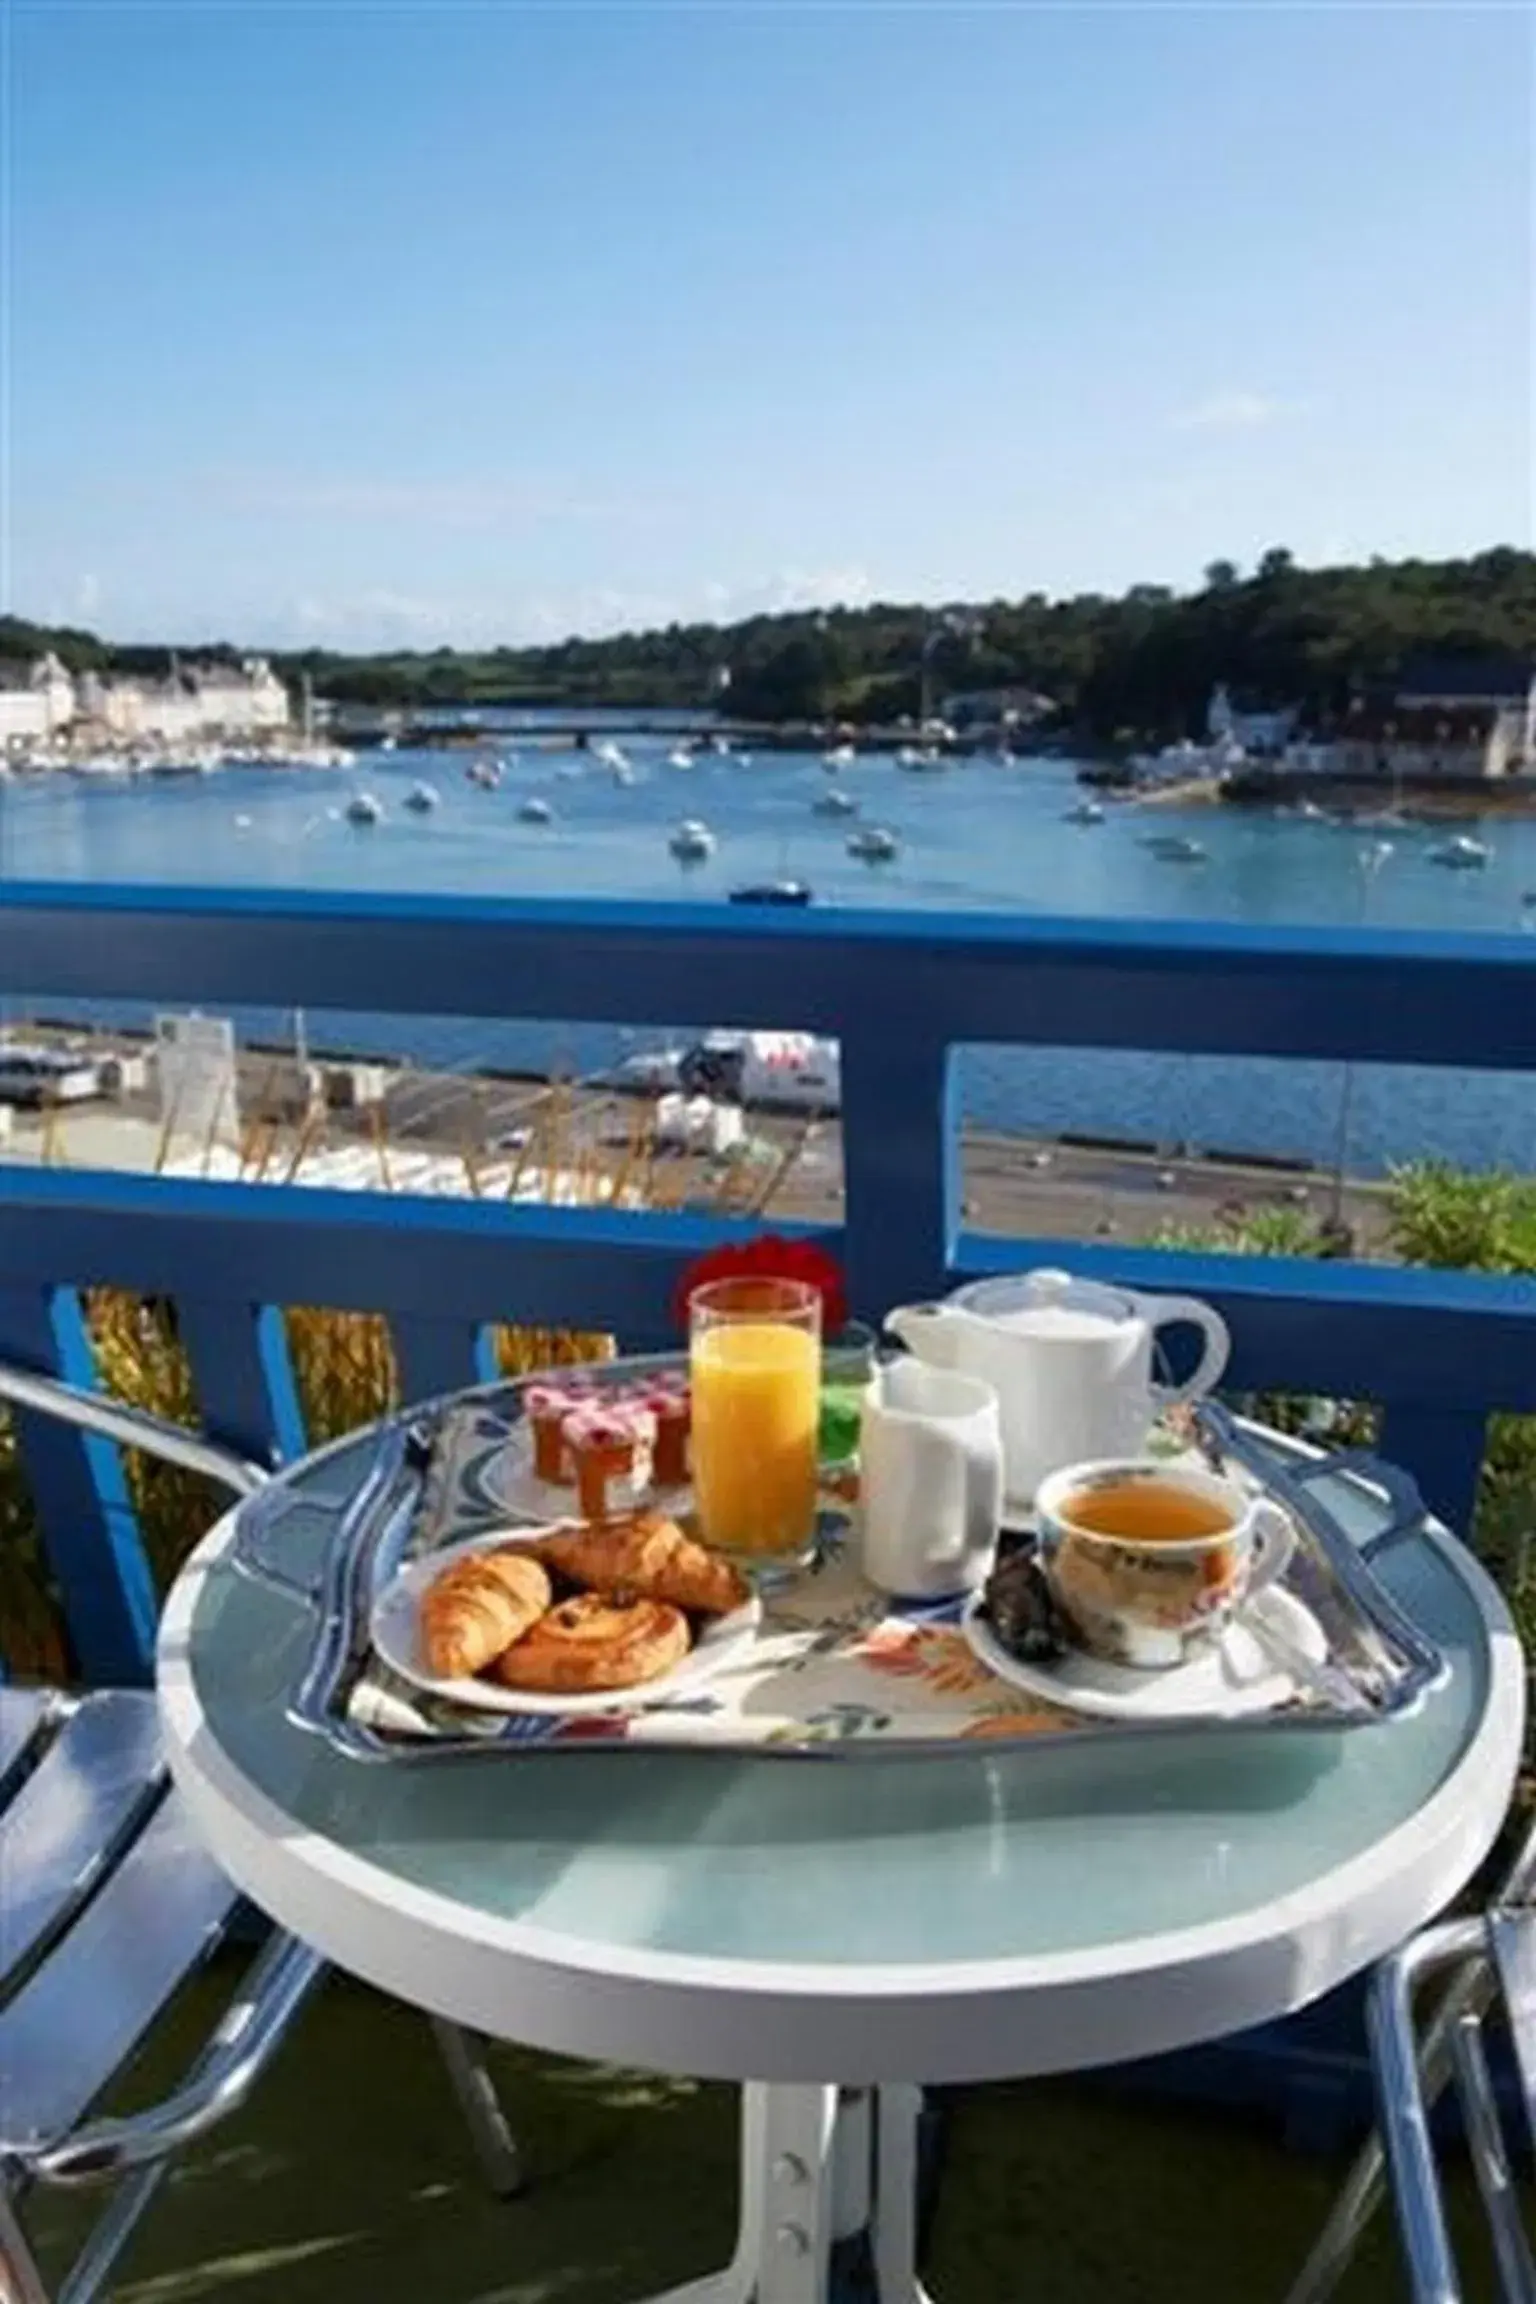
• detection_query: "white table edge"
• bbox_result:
[158,1502,1526,2085]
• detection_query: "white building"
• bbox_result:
[0,653,76,745]
[74,657,290,742]
[1207,683,1298,754]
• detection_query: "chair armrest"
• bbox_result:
[0,1363,269,1498]
[29,1932,325,2186]
[1366,1915,1488,2304]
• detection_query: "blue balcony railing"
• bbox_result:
[0,880,1533,1687]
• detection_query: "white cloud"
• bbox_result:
[1171,390,1290,434]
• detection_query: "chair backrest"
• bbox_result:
[0,1690,237,2153]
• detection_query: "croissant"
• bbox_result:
[419,1550,551,1678]
[531,1512,749,1617]
[492,1594,690,1693]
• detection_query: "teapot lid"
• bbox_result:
[949,1268,1141,1333]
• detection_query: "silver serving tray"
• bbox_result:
[229,1380,1449,1765]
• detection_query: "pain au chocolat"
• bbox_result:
[491,1593,690,1693]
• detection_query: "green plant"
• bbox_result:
[1387,1161,1536,1274]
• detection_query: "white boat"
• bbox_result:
[667,747,696,770]
[822,745,857,772]
[668,818,716,862]
[1142,833,1206,863]
[345,792,383,826]
[813,788,858,817]
[1429,834,1491,869]
[848,825,900,862]
[897,746,947,773]
[895,746,923,768]
[518,796,554,825]
[594,741,630,777]
[610,759,637,786]
[1065,801,1104,826]
[466,758,502,790]
[403,782,440,814]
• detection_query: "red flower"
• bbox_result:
[674,1235,848,1338]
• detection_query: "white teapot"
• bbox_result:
[885,1269,1230,1511]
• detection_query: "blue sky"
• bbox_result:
[5,2,1531,648]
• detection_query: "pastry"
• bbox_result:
[492,1593,689,1693]
[561,1403,656,1523]
[524,1383,576,1483]
[639,1377,691,1487]
[419,1550,551,1678]
[532,1511,748,1617]
[523,1376,603,1483]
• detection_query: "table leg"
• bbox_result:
[637,2083,932,2304]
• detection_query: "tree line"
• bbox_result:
[4,546,1531,740]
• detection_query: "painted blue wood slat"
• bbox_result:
[389,1317,497,1412]
[1377,1402,1490,1533]
[840,1034,954,1319]
[176,1296,308,1469]
[0,883,1534,1072]
[0,1171,840,1346]
[0,1285,157,1684]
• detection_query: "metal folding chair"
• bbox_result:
[0,1365,521,2304]
[1286,1812,1536,2304]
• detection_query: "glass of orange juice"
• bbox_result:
[689,1275,821,1564]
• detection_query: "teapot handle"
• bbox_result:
[1140,1295,1231,1406]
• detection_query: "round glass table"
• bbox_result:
[157,1390,1525,2304]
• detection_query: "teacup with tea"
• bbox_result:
[1035,1459,1294,1670]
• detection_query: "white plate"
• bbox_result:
[961,1585,1330,1722]
[489,1454,691,1526]
[370,1525,761,1717]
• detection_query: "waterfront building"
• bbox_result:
[1206,683,1298,754]
[1321,681,1535,782]
[74,656,290,742]
[0,651,76,744]
[1,652,291,753]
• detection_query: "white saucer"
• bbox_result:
[961,1585,1330,1722]
[371,1525,760,1717]
[488,1451,691,1527]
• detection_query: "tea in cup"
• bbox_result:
[1035,1459,1294,1670]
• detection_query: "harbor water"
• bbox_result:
[3,735,1533,1177]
